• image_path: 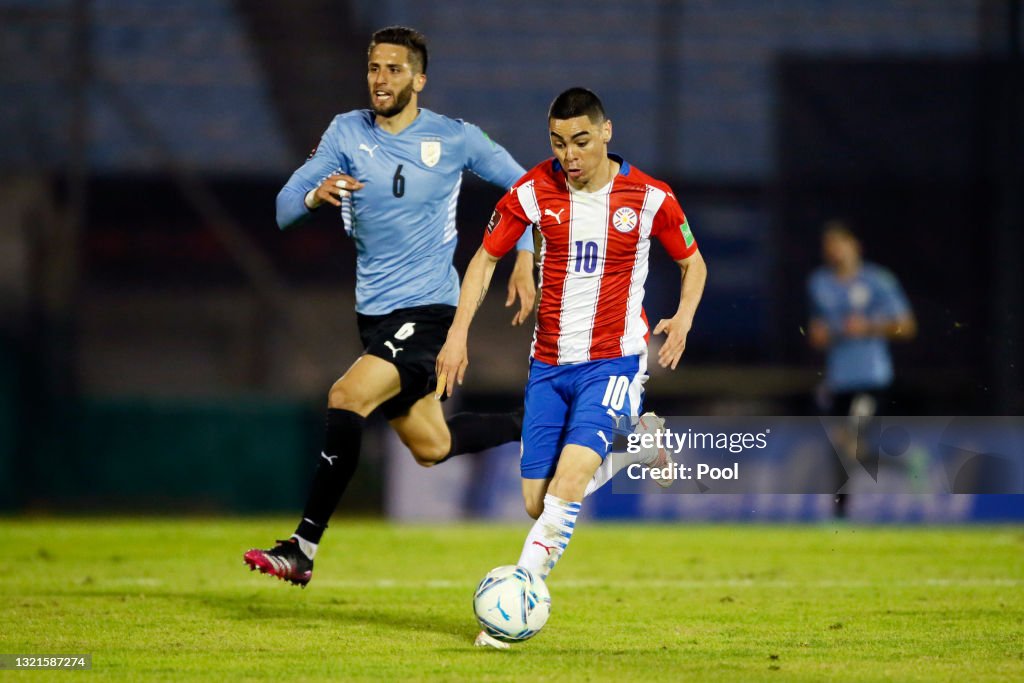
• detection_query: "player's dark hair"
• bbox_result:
[369,26,428,74]
[822,218,858,241]
[548,87,606,123]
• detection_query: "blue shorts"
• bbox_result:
[520,354,648,480]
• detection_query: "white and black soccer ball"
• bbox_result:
[473,565,551,642]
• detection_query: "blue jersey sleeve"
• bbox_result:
[461,121,533,253]
[873,267,912,319]
[276,117,352,230]
[807,272,826,319]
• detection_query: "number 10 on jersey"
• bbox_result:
[574,241,599,273]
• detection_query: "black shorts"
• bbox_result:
[821,389,890,504]
[357,304,455,420]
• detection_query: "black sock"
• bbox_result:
[295,408,364,543]
[440,409,523,463]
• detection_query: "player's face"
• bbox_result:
[823,231,860,270]
[367,43,425,118]
[549,115,612,190]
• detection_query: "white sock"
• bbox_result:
[584,414,663,497]
[517,494,581,580]
[291,533,318,560]
[584,447,661,496]
[584,452,630,497]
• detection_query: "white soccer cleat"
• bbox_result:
[474,630,510,650]
[635,412,674,488]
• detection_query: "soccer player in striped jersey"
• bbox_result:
[244,26,537,586]
[436,87,707,646]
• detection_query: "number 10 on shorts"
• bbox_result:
[601,375,630,411]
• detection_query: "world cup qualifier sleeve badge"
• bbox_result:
[486,209,502,233]
[421,140,441,167]
[679,218,695,247]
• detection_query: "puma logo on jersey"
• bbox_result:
[596,430,612,450]
[544,208,564,224]
[359,143,379,158]
[320,451,337,466]
[384,341,403,357]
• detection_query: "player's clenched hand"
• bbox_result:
[843,314,872,338]
[309,173,365,208]
[435,335,469,398]
[653,317,691,370]
[506,250,537,326]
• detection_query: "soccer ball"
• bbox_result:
[473,565,551,642]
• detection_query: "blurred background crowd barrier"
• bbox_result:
[0,0,1020,519]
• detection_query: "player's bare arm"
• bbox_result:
[305,172,366,209]
[653,248,707,370]
[884,313,917,340]
[507,249,537,326]
[844,313,917,341]
[435,245,501,398]
[808,318,831,350]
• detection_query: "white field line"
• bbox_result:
[96,577,1023,589]
[308,578,1023,589]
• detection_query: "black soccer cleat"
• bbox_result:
[243,538,313,587]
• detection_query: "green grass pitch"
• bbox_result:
[1,518,1021,681]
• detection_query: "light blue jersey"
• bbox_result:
[276,108,533,314]
[808,263,912,391]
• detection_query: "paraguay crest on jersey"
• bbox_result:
[421,140,441,167]
[612,207,638,233]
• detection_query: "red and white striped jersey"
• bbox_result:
[483,156,698,365]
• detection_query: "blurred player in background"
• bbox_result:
[807,219,916,516]
[244,26,537,586]
[436,88,707,647]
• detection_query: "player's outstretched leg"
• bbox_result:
[517,443,599,580]
[441,408,524,463]
[583,412,673,496]
[245,356,395,586]
[516,493,581,580]
[391,395,523,467]
[244,408,364,586]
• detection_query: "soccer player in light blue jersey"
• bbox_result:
[245,27,537,586]
[807,219,916,516]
